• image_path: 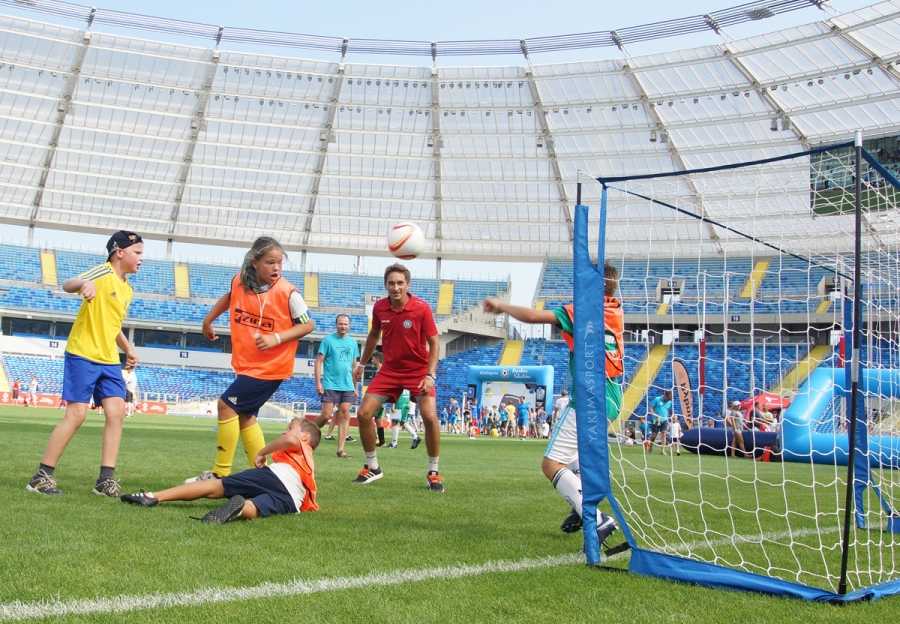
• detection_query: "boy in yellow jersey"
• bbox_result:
[27,231,143,497]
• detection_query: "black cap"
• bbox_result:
[106,231,143,256]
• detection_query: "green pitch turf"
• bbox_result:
[2,405,899,623]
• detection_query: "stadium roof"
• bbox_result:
[0,1,899,260]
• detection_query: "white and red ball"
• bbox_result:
[387,222,426,259]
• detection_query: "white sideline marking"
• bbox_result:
[0,522,880,621]
[0,554,586,621]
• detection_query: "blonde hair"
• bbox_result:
[291,417,322,450]
[240,237,285,292]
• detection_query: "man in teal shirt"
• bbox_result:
[314,314,360,459]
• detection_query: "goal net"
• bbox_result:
[576,138,900,601]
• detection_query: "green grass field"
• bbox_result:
[3,404,900,623]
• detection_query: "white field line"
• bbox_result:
[0,522,865,621]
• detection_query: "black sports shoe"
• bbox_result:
[427,470,444,492]
[199,495,245,524]
[352,465,383,484]
[560,509,583,533]
[26,469,63,496]
[93,477,121,497]
[345,436,356,443]
[121,490,159,507]
[596,512,618,549]
[411,437,422,450]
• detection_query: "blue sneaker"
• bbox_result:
[411,437,422,450]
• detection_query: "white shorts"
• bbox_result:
[544,405,578,464]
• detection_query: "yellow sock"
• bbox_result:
[213,415,240,477]
[240,422,266,468]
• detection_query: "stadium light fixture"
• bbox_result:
[649,130,658,142]
[536,137,543,147]
[770,119,779,132]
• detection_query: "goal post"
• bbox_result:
[578,138,900,601]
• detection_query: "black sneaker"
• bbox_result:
[345,436,356,443]
[411,437,422,450]
[427,470,444,492]
[26,469,63,496]
[199,495,245,524]
[324,435,335,441]
[596,512,618,549]
[121,490,159,507]
[560,509,583,533]
[352,465,383,484]
[92,477,121,497]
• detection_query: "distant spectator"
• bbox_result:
[28,375,38,407]
[727,401,750,459]
[12,378,20,403]
[122,365,138,418]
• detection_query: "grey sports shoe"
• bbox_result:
[93,477,121,497]
[184,470,221,484]
[596,512,618,549]
[199,495,245,524]
[26,469,63,496]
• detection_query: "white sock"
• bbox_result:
[567,458,579,473]
[365,451,379,471]
[404,422,418,438]
[552,467,583,516]
[392,426,400,445]
[428,456,439,473]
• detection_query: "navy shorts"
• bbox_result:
[220,375,283,417]
[62,352,126,405]
[651,421,669,436]
[222,466,295,518]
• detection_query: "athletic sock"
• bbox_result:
[365,451,379,471]
[404,422,418,439]
[392,426,400,445]
[567,458,580,473]
[38,463,55,477]
[240,422,266,468]
[428,456,439,473]
[98,466,115,481]
[551,467,583,517]
[212,415,240,477]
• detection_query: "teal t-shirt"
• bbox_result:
[318,333,360,391]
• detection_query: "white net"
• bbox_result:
[602,141,900,595]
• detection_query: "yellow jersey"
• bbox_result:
[65,262,132,364]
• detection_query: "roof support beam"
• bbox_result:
[524,67,572,241]
[620,61,722,252]
[720,46,810,149]
[30,28,94,226]
[168,49,220,235]
[430,67,444,258]
[302,65,345,248]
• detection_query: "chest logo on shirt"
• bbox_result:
[234,308,274,332]
[403,320,412,329]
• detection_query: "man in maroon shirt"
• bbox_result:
[352,263,443,491]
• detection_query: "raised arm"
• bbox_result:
[482,297,560,326]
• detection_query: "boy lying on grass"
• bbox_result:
[121,418,319,523]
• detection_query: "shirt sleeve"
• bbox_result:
[289,291,310,324]
[317,336,329,356]
[423,304,438,338]
[552,308,574,337]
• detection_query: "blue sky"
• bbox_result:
[1,0,875,316]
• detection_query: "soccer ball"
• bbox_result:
[387,222,426,260]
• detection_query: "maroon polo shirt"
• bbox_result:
[372,292,438,375]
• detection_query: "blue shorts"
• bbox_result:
[517,417,528,427]
[220,375,283,417]
[222,466,295,517]
[62,352,126,405]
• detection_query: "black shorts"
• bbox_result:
[125,391,134,403]
[222,466,295,517]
